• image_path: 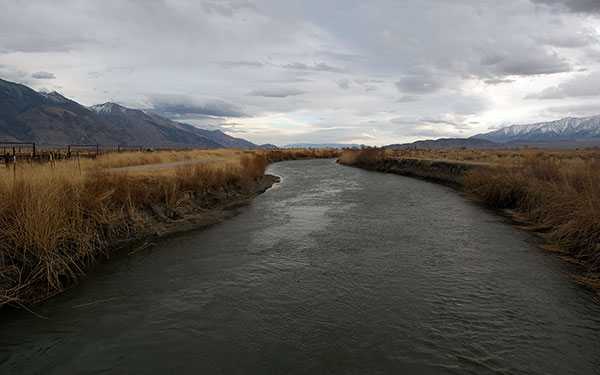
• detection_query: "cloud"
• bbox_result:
[534,28,599,48]
[282,62,348,73]
[390,121,458,138]
[417,117,459,127]
[148,94,249,118]
[544,102,600,117]
[336,78,351,90]
[390,114,473,138]
[246,88,306,97]
[31,71,56,79]
[0,32,84,53]
[394,65,453,95]
[202,0,257,16]
[484,78,515,85]
[480,50,571,76]
[527,70,600,99]
[219,60,266,68]
[0,64,28,83]
[87,66,134,79]
[531,0,600,14]
[396,95,421,103]
[395,75,443,94]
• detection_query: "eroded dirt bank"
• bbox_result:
[345,157,484,187]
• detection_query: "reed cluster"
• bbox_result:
[262,148,341,163]
[464,156,600,274]
[386,147,600,165]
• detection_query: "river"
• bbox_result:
[1,158,599,374]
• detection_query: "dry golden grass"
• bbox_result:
[0,148,336,308]
[464,156,600,271]
[385,146,600,165]
[339,147,600,286]
[89,148,241,169]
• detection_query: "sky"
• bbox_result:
[1,0,600,146]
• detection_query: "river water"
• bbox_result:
[1,159,599,374]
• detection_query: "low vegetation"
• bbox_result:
[339,147,600,290]
[0,148,340,308]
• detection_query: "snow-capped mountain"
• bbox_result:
[90,102,129,115]
[471,116,600,143]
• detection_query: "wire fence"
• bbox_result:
[0,142,157,168]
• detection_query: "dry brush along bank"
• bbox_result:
[338,148,600,293]
[0,148,340,309]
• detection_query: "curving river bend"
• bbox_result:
[1,159,599,374]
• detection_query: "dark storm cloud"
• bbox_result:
[532,0,600,14]
[246,88,306,97]
[149,94,249,118]
[31,71,56,79]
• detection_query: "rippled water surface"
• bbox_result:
[1,159,599,374]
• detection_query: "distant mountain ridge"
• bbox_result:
[386,116,600,149]
[386,138,498,149]
[89,102,222,149]
[0,78,263,149]
[471,116,600,143]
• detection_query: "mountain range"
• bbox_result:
[3,77,600,150]
[0,78,268,149]
[388,115,600,149]
[471,116,600,143]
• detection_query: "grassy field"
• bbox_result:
[0,148,340,308]
[339,147,600,290]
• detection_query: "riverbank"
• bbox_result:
[0,148,340,309]
[338,148,600,293]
